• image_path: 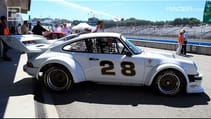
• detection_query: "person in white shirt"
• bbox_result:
[16,23,21,35]
[93,20,104,33]
[52,24,59,32]
[181,29,188,55]
[61,23,71,35]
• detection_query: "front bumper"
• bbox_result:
[187,73,204,93]
[23,64,39,78]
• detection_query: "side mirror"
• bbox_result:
[125,51,132,57]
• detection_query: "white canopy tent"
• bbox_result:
[72,23,96,33]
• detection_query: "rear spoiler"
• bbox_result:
[0,35,50,53]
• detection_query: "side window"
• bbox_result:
[93,37,126,54]
[62,37,130,54]
[63,40,87,52]
[85,39,94,53]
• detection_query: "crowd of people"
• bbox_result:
[1,16,191,63]
[0,15,106,61]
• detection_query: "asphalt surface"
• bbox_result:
[0,49,58,118]
[0,47,211,118]
[0,49,35,118]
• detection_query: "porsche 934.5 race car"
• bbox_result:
[0,33,203,96]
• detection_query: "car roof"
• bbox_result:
[51,32,123,48]
[73,32,122,41]
[18,35,47,41]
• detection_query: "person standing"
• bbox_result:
[32,21,47,35]
[176,30,184,55]
[9,26,16,35]
[181,29,188,55]
[52,24,59,32]
[93,21,105,53]
[0,16,11,61]
[93,20,104,33]
[61,23,71,35]
[16,23,22,35]
[21,21,28,34]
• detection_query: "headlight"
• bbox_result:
[172,54,176,58]
[193,62,198,71]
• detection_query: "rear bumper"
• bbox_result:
[187,73,204,93]
[23,64,38,78]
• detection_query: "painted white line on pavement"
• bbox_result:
[42,87,59,118]
[3,95,36,118]
[4,53,36,118]
[4,53,59,118]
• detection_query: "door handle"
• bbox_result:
[89,57,99,61]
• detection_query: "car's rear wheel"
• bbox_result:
[43,66,73,91]
[153,70,186,96]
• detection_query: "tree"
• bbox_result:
[173,18,183,26]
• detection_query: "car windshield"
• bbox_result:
[121,35,142,54]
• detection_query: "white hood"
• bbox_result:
[143,50,175,59]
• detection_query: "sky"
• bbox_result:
[22,0,207,21]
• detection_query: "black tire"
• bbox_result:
[43,66,73,91]
[153,70,186,96]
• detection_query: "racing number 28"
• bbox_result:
[100,60,136,76]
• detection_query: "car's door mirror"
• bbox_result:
[125,51,132,57]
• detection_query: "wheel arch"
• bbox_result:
[145,63,189,88]
[36,57,86,83]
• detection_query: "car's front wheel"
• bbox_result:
[153,70,186,96]
[43,66,73,91]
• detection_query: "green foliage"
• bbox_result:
[31,17,201,28]
[103,17,201,28]
[169,17,200,26]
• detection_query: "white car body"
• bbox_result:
[0,33,204,96]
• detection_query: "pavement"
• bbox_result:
[0,49,58,118]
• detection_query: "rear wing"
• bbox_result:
[0,35,51,53]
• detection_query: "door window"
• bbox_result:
[63,37,129,54]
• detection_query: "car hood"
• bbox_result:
[0,35,52,53]
[142,49,175,59]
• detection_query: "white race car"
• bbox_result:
[1,33,203,96]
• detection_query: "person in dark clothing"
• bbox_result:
[10,26,16,35]
[32,21,47,35]
[0,16,11,61]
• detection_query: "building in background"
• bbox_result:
[0,0,31,57]
[0,0,31,26]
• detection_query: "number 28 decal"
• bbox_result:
[100,60,136,76]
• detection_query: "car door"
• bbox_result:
[63,38,90,80]
[85,37,145,84]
